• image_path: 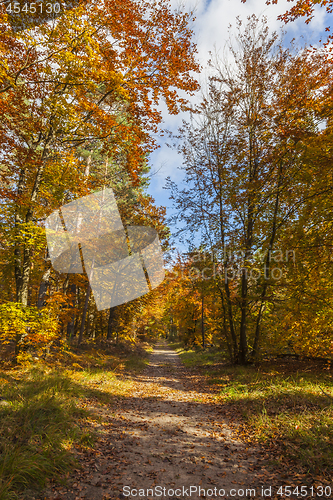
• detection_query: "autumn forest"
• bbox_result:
[0,0,333,498]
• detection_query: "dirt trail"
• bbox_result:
[45,341,276,500]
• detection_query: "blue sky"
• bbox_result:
[145,0,330,251]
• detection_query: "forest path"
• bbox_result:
[45,340,274,500]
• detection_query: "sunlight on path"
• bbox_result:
[44,341,275,500]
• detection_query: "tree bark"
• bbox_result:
[67,283,77,340]
[78,282,91,346]
[107,307,117,341]
[15,136,52,305]
[252,163,283,358]
[37,255,52,309]
[201,293,205,348]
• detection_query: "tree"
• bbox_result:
[243,0,333,42]
[167,16,333,363]
[0,0,199,312]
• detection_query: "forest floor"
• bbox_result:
[38,340,331,500]
[0,340,332,500]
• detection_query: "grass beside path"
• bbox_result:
[0,342,152,500]
[172,342,333,480]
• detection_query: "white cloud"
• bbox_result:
[147,0,329,214]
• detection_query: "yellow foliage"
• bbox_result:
[0,302,60,357]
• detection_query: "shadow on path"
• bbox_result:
[43,340,282,500]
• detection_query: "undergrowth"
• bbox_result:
[0,342,151,499]
[175,344,333,478]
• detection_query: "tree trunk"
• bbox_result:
[238,268,248,364]
[237,136,257,364]
[223,280,238,362]
[78,283,91,346]
[37,251,52,309]
[15,141,51,304]
[252,163,283,358]
[218,286,233,361]
[67,283,77,340]
[201,293,205,348]
[107,307,117,340]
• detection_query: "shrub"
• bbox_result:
[0,302,59,362]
